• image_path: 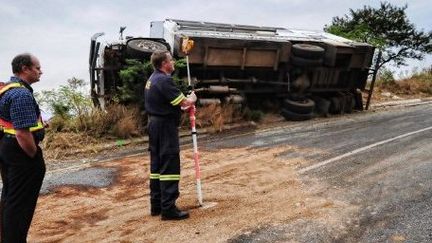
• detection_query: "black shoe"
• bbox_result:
[161,207,189,220]
[151,207,161,216]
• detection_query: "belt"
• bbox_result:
[148,115,174,121]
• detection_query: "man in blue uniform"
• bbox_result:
[145,51,196,220]
[0,53,46,242]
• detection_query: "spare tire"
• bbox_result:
[283,98,315,114]
[281,108,313,121]
[126,38,168,59]
[292,44,325,59]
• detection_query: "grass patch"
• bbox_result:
[184,103,243,133]
[375,67,432,96]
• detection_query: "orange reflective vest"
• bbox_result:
[0,82,44,135]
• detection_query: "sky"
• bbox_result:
[0,0,431,93]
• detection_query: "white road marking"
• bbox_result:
[298,125,432,174]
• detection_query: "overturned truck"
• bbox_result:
[89,19,375,120]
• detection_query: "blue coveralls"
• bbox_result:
[144,70,186,212]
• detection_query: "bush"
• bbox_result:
[118,59,152,105]
[376,67,432,96]
[242,107,264,122]
[376,68,395,87]
[36,77,143,142]
[117,58,189,106]
[36,77,92,119]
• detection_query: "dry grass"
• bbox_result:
[44,103,248,159]
[43,104,143,159]
[376,68,432,96]
[112,115,141,139]
[189,103,242,133]
[42,132,100,159]
[49,104,143,138]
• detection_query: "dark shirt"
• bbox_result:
[144,70,185,120]
[0,76,44,141]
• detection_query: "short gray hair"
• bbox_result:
[12,53,34,74]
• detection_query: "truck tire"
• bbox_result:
[343,95,354,114]
[290,55,323,67]
[281,108,313,121]
[283,98,315,114]
[354,90,364,110]
[311,96,330,117]
[292,44,325,59]
[329,96,342,114]
[126,38,168,59]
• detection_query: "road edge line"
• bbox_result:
[299,125,432,174]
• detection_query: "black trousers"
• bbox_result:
[148,116,181,211]
[0,136,45,243]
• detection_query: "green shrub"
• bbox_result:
[117,58,189,106]
[243,107,264,122]
[377,69,395,87]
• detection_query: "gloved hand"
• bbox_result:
[181,105,190,111]
[186,91,197,103]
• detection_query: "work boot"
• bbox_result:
[151,207,161,216]
[161,207,189,220]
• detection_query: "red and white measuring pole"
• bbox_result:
[188,105,203,206]
[182,36,203,206]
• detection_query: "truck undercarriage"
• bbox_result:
[89,19,376,120]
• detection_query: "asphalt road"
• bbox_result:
[205,104,432,242]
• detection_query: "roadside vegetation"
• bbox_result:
[36,60,263,159]
[39,67,431,159]
[372,66,432,101]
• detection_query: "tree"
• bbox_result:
[324,2,432,70]
[117,58,189,106]
[118,59,152,106]
[36,77,92,118]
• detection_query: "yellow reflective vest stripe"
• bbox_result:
[0,82,44,135]
[0,82,22,94]
[2,120,44,134]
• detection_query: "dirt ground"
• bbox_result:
[28,142,354,242]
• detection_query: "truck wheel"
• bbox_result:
[329,96,343,114]
[126,38,168,59]
[283,98,315,114]
[311,96,330,117]
[290,55,323,67]
[353,90,364,110]
[281,108,313,121]
[343,95,354,114]
[292,44,325,59]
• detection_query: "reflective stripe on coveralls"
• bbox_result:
[151,173,180,181]
[170,93,185,106]
[159,174,180,181]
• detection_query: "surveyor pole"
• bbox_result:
[182,36,203,206]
